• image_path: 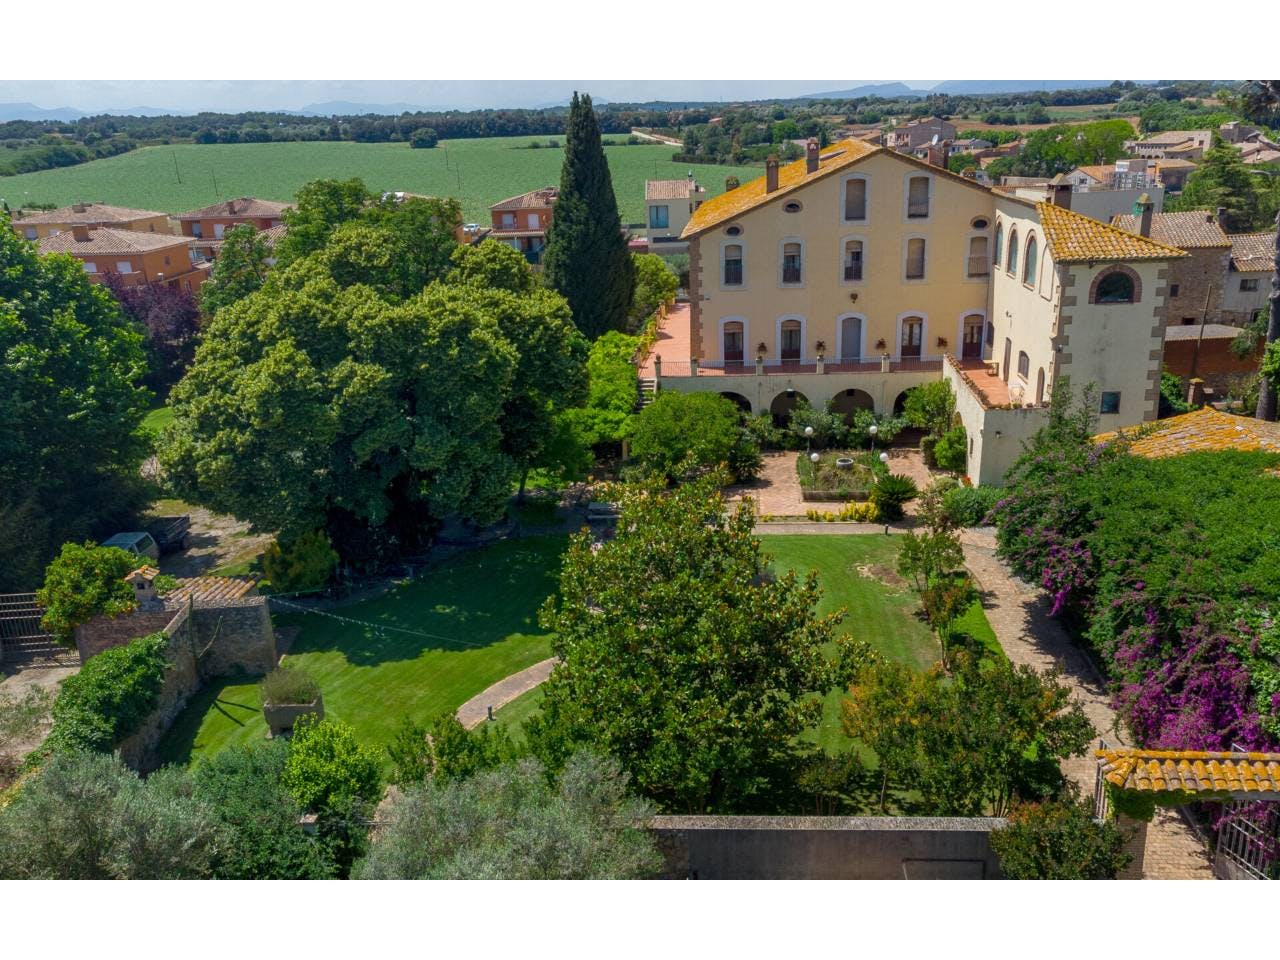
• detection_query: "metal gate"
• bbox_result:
[0,593,65,666]
[1214,802,1279,879]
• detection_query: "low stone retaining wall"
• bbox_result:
[117,604,200,773]
[650,815,1006,879]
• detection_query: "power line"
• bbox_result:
[268,595,512,651]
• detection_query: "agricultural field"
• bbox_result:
[0,137,762,225]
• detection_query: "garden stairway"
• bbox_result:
[637,377,657,410]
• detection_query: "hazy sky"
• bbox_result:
[0,80,949,113]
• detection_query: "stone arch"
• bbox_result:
[892,389,912,416]
[770,389,808,427]
[1089,263,1142,304]
[830,388,876,423]
[719,391,753,414]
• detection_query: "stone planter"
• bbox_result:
[263,694,324,738]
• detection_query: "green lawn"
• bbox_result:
[0,138,762,225]
[140,404,173,440]
[157,535,568,768]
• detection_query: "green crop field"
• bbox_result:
[0,137,762,225]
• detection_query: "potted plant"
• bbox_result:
[261,666,323,738]
[756,341,768,360]
[814,339,827,361]
[875,338,887,350]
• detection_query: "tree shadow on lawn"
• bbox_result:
[156,674,263,768]
[277,536,569,668]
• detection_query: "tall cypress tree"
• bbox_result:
[543,92,635,339]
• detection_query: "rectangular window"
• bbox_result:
[967,236,989,277]
[502,214,516,228]
[213,223,226,239]
[115,261,134,274]
[844,179,866,220]
[782,242,802,285]
[649,205,669,229]
[723,244,743,286]
[24,227,38,240]
[83,261,98,273]
[1241,278,1260,292]
[528,213,541,230]
[1169,282,1179,297]
[844,241,863,281]
[907,177,930,218]
[190,223,203,238]
[1100,391,1121,414]
[905,238,926,279]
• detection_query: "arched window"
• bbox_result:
[1035,368,1046,404]
[1096,271,1135,303]
[907,176,930,218]
[993,222,1004,265]
[900,317,923,358]
[723,243,743,286]
[780,319,802,360]
[1017,350,1030,379]
[968,235,989,277]
[1023,234,1038,285]
[782,242,802,284]
[844,240,864,281]
[1007,228,1019,274]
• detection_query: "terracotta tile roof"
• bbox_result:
[1072,164,1115,183]
[167,575,258,604]
[1094,407,1280,457]
[1097,748,1280,796]
[12,202,168,225]
[682,139,989,239]
[1154,158,1197,169]
[174,197,291,221]
[645,179,699,201]
[490,187,557,211]
[1110,210,1231,249]
[1037,202,1186,263]
[37,227,192,256]
[1135,129,1212,146]
[127,565,160,581]
[1162,323,1250,341]
[1229,231,1275,272]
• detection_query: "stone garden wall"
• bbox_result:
[649,815,1006,879]
[116,604,200,773]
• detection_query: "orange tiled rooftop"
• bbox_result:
[1097,748,1280,796]
[1095,407,1280,457]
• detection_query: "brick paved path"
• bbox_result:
[454,657,557,730]
[959,529,1214,880]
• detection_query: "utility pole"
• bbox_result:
[1188,283,1213,381]
[172,151,181,183]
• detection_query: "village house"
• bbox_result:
[645,174,705,251]
[1220,231,1276,326]
[488,186,557,266]
[1124,129,1213,161]
[37,225,209,294]
[174,196,291,262]
[1111,206,1232,327]
[645,138,1187,485]
[9,201,172,241]
[1004,168,1164,226]
[885,116,957,153]
[1152,158,1197,192]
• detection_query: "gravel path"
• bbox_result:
[454,657,558,730]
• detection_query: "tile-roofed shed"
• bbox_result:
[1097,748,1280,798]
[37,227,193,256]
[174,197,291,220]
[1036,201,1186,263]
[12,201,169,225]
[1229,231,1276,272]
[645,179,698,201]
[1111,210,1231,249]
[1094,407,1280,457]
[491,187,558,211]
[681,139,989,239]
[166,575,258,605]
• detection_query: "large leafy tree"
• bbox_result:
[543,92,635,339]
[991,796,1131,879]
[534,471,867,813]
[353,752,660,880]
[198,223,271,316]
[276,177,374,263]
[0,220,151,590]
[159,225,582,567]
[1169,142,1277,232]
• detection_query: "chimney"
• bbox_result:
[1186,378,1206,408]
[1134,193,1154,237]
[71,202,86,213]
[226,198,237,215]
[765,155,780,193]
[71,225,91,242]
[1214,206,1226,224]
[1049,181,1073,210]
[805,138,820,174]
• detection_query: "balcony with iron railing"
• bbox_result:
[967,255,990,277]
[844,262,863,281]
[653,354,944,378]
[907,200,930,218]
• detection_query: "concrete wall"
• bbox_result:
[945,359,1047,486]
[650,815,1005,879]
[690,150,994,366]
[1220,269,1271,326]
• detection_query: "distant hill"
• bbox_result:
[801,83,925,100]
[296,101,448,116]
[0,102,84,122]
[929,80,1117,95]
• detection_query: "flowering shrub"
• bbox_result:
[989,385,1280,751]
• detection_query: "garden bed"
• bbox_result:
[796,451,888,501]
